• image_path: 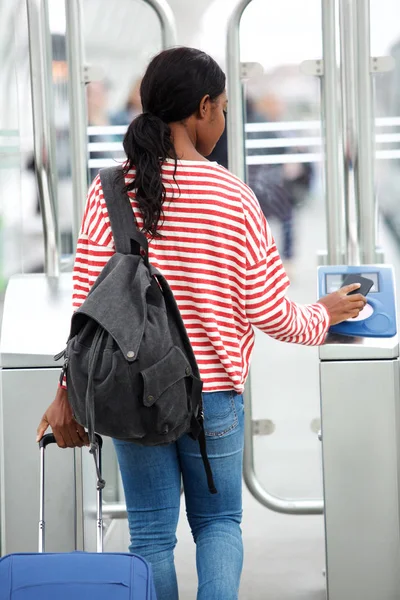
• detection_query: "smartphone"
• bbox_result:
[341,274,374,296]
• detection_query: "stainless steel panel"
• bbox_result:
[1,273,72,368]
[320,359,400,599]
[319,333,399,361]
[0,368,75,554]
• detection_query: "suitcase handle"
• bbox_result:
[38,433,104,554]
[39,432,103,449]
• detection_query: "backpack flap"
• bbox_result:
[141,346,191,407]
[71,253,151,361]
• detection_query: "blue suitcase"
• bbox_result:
[0,434,157,599]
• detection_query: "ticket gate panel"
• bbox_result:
[319,265,397,339]
[0,368,76,554]
[319,265,399,361]
[318,264,400,600]
[320,359,400,599]
[0,273,76,555]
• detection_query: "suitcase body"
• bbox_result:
[0,434,157,600]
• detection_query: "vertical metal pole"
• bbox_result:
[355,0,377,264]
[26,0,60,278]
[144,0,178,48]
[321,0,345,265]
[65,0,89,249]
[339,0,360,266]
[226,0,252,180]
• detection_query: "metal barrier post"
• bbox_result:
[339,0,379,265]
[322,0,345,265]
[65,0,89,250]
[355,0,378,264]
[26,0,59,278]
[339,0,361,265]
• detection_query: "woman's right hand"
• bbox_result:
[36,387,89,448]
[318,283,368,326]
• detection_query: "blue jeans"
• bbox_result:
[113,391,244,600]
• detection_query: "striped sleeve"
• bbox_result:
[72,175,115,311]
[243,186,330,346]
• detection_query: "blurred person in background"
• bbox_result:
[246,95,296,269]
[210,93,297,271]
[112,77,143,125]
[87,80,126,183]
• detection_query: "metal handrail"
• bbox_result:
[243,376,323,515]
[226,0,252,182]
[226,0,323,515]
[65,0,89,250]
[102,503,127,519]
[26,0,59,278]
[145,0,177,48]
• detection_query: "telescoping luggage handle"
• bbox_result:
[38,433,104,553]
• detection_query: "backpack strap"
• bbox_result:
[99,166,149,263]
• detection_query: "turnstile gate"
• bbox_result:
[319,264,400,599]
[0,274,75,553]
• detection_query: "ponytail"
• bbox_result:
[122,113,177,238]
[122,47,226,237]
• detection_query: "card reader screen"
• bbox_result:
[325,272,379,293]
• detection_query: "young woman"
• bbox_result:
[37,47,366,600]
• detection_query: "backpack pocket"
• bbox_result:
[140,346,192,436]
[67,335,148,440]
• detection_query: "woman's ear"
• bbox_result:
[198,94,211,119]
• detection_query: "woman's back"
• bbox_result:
[73,159,328,394]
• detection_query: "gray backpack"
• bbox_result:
[56,166,216,493]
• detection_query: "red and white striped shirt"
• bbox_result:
[71,160,329,394]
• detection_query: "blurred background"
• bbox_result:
[2,0,400,283]
[2,1,400,597]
